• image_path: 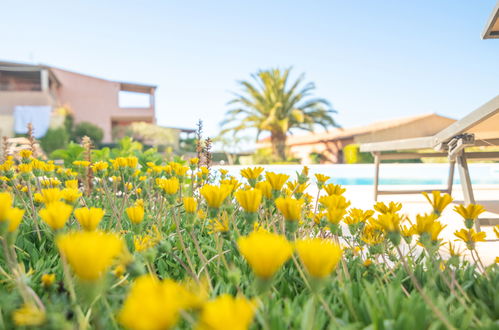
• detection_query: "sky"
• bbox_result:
[1,0,498,148]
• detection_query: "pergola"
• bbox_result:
[482,1,499,39]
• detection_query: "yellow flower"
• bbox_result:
[422,191,452,215]
[323,183,346,196]
[57,231,124,281]
[301,166,309,177]
[157,177,180,195]
[413,213,439,236]
[200,166,210,175]
[427,221,446,242]
[237,230,293,279]
[314,173,330,186]
[373,201,402,214]
[319,195,350,224]
[40,177,61,187]
[371,213,403,233]
[454,204,485,221]
[401,224,416,237]
[190,157,199,165]
[361,224,385,245]
[310,211,326,225]
[363,259,373,267]
[183,197,198,214]
[454,228,486,248]
[19,149,33,158]
[35,188,62,204]
[200,184,232,209]
[344,208,374,225]
[319,194,350,210]
[12,304,46,327]
[0,176,10,182]
[126,157,139,168]
[0,192,13,221]
[73,160,90,167]
[17,163,33,173]
[170,162,189,177]
[17,185,28,193]
[41,274,56,288]
[0,156,14,171]
[295,238,343,278]
[126,205,145,224]
[494,225,499,239]
[208,213,230,234]
[74,207,105,231]
[61,188,82,203]
[118,275,190,330]
[275,197,304,222]
[65,179,79,189]
[7,207,24,232]
[134,235,156,252]
[235,189,262,213]
[197,209,207,219]
[325,208,347,225]
[91,161,109,172]
[39,201,73,230]
[111,175,122,183]
[220,178,241,193]
[219,168,229,176]
[240,167,264,180]
[113,264,126,277]
[133,226,162,252]
[255,181,272,199]
[286,181,309,195]
[265,172,289,191]
[445,241,463,257]
[111,157,136,169]
[196,294,256,330]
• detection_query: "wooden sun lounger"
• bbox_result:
[360,95,499,231]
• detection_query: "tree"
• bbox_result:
[221,67,337,160]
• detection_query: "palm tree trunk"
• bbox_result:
[270,131,287,161]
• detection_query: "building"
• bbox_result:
[257,113,456,164]
[0,60,156,142]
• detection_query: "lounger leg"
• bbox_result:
[456,151,479,231]
[373,153,380,202]
[447,160,455,195]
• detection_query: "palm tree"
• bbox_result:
[221,68,337,160]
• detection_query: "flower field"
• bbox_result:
[0,145,498,329]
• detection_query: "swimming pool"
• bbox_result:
[212,163,499,186]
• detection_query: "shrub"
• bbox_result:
[72,122,104,145]
[344,144,374,164]
[39,127,69,154]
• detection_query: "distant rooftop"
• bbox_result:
[259,113,456,146]
[0,59,156,90]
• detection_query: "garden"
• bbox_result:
[0,135,498,330]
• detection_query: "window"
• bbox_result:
[0,70,42,91]
[118,91,151,108]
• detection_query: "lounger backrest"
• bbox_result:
[433,95,499,146]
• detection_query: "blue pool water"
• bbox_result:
[212,163,499,186]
